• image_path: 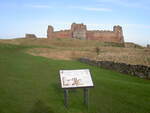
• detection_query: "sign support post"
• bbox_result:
[64,89,68,108]
[83,88,89,107]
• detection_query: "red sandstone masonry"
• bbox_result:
[53,30,72,38]
[47,23,124,43]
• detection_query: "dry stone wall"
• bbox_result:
[147,44,150,48]
[79,58,150,79]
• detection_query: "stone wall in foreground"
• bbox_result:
[79,58,150,79]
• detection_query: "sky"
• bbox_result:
[0,0,150,46]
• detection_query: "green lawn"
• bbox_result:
[0,44,149,113]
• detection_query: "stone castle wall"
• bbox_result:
[53,30,72,39]
[87,31,117,42]
[47,23,124,43]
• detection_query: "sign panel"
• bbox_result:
[59,69,94,88]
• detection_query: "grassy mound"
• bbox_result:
[0,38,124,47]
[0,44,150,113]
[1,38,150,66]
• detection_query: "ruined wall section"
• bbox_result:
[86,25,124,43]
[25,34,37,38]
[87,31,118,42]
[47,25,72,39]
[53,30,72,38]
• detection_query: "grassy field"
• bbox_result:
[0,43,150,113]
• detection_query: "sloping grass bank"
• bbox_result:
[0,44,150,113]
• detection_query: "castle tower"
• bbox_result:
[71,23,87,40]
[47,25,54,39]
[113,25,124,43]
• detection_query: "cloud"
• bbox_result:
[69,6,112,12]
[82,7,112,12]
[25,4,52,8]
[96,0,150,10]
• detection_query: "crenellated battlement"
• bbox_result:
[88,30,114,32]
[47,23,124,43]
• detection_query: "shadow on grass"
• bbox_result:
[30,100,55,113]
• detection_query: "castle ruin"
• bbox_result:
[47,23,124,43]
